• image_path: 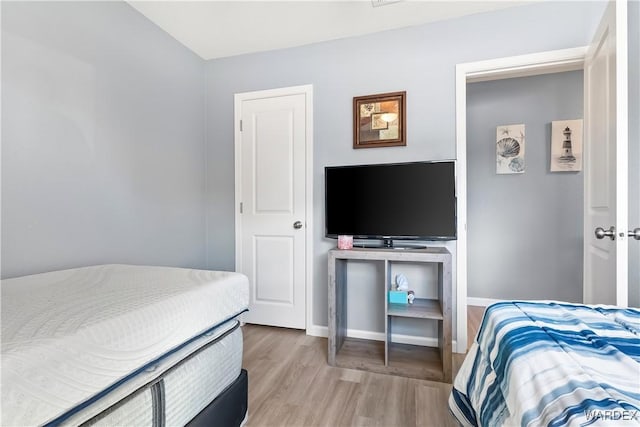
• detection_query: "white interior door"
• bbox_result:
[236,89,307,329]
[583,0,628,306]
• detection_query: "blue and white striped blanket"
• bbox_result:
[449,301,640,426]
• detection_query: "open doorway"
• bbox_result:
[456,0,631,349]
[454,47,588,353]
[466,70,585,305]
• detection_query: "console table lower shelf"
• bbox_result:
[332,338,447,382]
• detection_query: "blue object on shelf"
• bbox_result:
[388,290,408,304]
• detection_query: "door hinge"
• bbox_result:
[239,120,243,131]
[240,202,243,213]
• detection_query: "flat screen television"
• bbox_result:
[325,161,456,247]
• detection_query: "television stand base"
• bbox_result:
[389,245,427,250]
[353,239,427,250]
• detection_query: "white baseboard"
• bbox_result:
[306,324,328,338]
[307,325,457,349]
[467,297,504,307]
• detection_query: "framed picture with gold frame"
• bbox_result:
[353,91,406,149]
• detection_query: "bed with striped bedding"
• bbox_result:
[449,301,640,426]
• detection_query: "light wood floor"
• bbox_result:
[242,306,486,427]
[467,305,485,349]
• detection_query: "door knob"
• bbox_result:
[293,221,303,229]
[629,228,640,240]
[594,226,615,240]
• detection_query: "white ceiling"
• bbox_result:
[128,1,533,60]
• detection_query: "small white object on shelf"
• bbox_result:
[395,273,409,291]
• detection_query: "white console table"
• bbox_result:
[328,247,452,382]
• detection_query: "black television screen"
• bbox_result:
[325,161,457,243]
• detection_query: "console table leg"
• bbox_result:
[328,255,347,365]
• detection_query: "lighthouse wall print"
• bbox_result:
[496,124,525,174]
[551,119,583,172]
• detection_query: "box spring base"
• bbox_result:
[187,369,248,427]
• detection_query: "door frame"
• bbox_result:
[454,47,587,353]
[234,84,314,332]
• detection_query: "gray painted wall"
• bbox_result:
[1,2,207,278]
[629,0,640,307]
[204,1,607,332]
[467,71,584,303]
[3,0,631,326]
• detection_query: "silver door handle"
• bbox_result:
[595,226,615,240]
[629,228,640,240]
[293,221,303,229]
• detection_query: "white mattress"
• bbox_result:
[1,264,249,426]
[80,324,244,427]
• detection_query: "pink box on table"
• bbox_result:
[337,235,353,250]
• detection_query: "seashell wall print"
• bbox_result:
[497,137,521,158]
[496,124,525,174]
